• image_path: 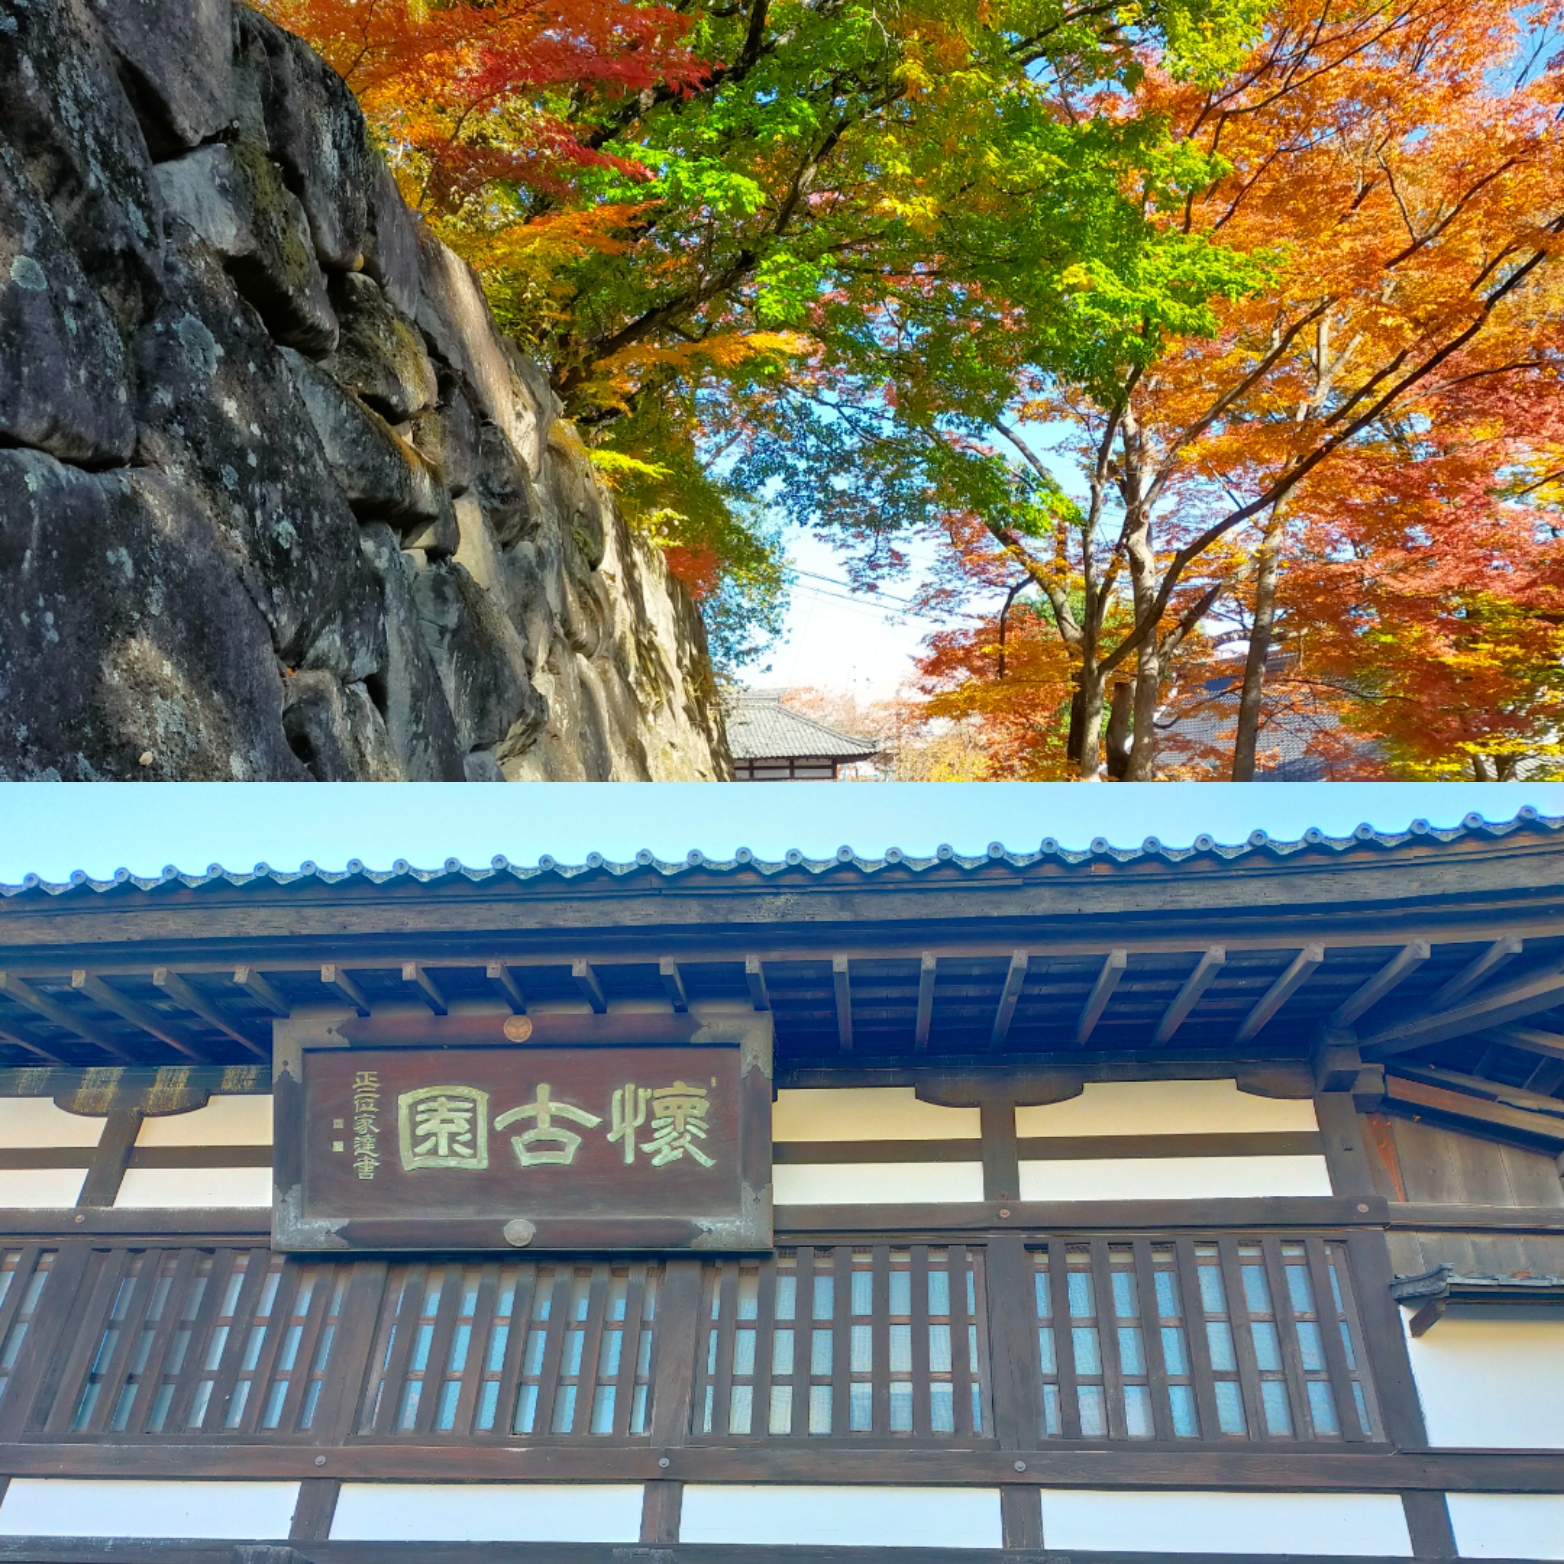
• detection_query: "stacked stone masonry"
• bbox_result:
[0,0,732,780]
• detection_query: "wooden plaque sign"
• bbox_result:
[273,1014,772,1252]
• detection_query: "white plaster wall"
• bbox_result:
[774,1088,981,1142]
[680,1485,1003,1548]
[137,1095,273,1145]
[773,1162,985,1205]
[0,1479,299,1538]
[330,1484,643,1542]
[1018,1156,1332,1202]
[0,1168,87,1206]
[1040,1490,1411,1554]
[115,1166,272,1208]
[1402,1315,1564,1448]
[1446,1494,1564,1559]
[0,1098,104,1147]
[1015,1079,1317,1137]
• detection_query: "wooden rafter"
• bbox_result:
[1330,941,1430,1027]
[658,958,689,1013]
[486,961,527,1015]
[1154,947,1225,1044]
[1235,946,1324,1043]
[989,952,1029,1049]
[401,962,448,1015]
[0,971,132,1061]
[70,971,202,1061]
[914,953,937,1051]
[320,964,370,1017]
[232,967,290,1016]
[1427,935,1523,1009]
[152,969,269,1060]
[1075,949,1127,1044]
[1362,960,1564,1058]
[832,955,853,1052]
[572,959,608,1014]
[744,955,770,1013]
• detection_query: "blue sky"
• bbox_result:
[0,782,1557,882]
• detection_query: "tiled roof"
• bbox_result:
[725,694,879,761]
[0,810,1556,898]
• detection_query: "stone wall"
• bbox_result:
[0,0,731,781]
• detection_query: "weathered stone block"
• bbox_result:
[240,6,370,268]
[132,232,382,677]
[409,557,543,756]
[154,142,337,355]
[282,346,447,524]
[325,271,437,419]
[414,228,528,454]
[357,524,465,780]
[87,0,235,152]
[474,420,537,545]
[0,0,163,327]
[0,145,135,465]
[281,668,402,780]
[408,376,479,495]
[362,155,419,317]
[0,450,307,780]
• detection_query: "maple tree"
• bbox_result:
[259,0,1271,666]
[754,0,1564,775]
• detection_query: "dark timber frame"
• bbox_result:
[0,816,1560,1561]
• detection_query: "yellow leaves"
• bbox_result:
[587,449,673,489]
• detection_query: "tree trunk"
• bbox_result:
[1105,680,1135,779]
[1075,665,1107,780]
[1124,639,1161,779]
[1232,527,1282,781]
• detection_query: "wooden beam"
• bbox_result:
[990,951,1029,1049]
[1363,960,1564,1058]
[320,964,370,1017]
[0,972,132,1061]
[658,958,689,1013]
[1389,1060,1564,1120]
[152,969,269,1059]
[232,967,290,1017]
[70,972,202,1061]
[1235,945,1324,1043]
[1524,1057,1564,1097]
[572,959,608,1014]
[914,953,937,1052]
[832,955,853,1052]
[401,962,447,1016]
[0,1022,64,1065]
[1330,941,1431,1027]
[1384,1072,1564,1149]
[1154,947,1225,1044]
[1428,936,1523,1010]
[1075,949,1127,1044]
[1482,1024,1564,1061]
[485,961,527,1015]
[744,955,770,1013]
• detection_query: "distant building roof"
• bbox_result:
[726,692,879,762]
[1156,663,1380,780]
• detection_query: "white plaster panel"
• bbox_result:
[114,1166,272,1208]
[680,1485,1003,1548]
[774,1162,985,1205]
[1015,1079,1317,1137]
[1018,1155,1332,1202]
[329,1484,643,1541]
[0,1168,87,1207]
[0,1098,104,1147]
[137,1095,273,1146]
[1447,1493,1564,1559]
[774,1088,981,1142]
[1041,1490,1411,1554]
[1403,1315,1564,1448]
[0,1479,299,1538]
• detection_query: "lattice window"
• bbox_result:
[0,1247,53,1407]
[59,1249,345,1438]
[1031,1236,1378,1443]
[361,1260,658,1439]
[693,1245,990,1439]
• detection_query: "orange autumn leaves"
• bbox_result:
[920,0,1564,776]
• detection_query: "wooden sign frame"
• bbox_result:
[272,1007,772,1253]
